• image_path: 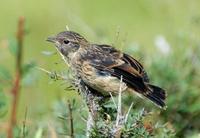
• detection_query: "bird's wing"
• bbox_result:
[81,44,166,108]
[84,44,149,93]
[121,53,149,82]
[96,44,149,82]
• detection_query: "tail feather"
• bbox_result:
[145,84,166,108]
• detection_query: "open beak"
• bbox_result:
[46,36,57,43]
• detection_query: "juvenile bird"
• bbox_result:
[47,31,166,108]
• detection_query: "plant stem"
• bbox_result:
[22,107,28,138]
[67,100,74,138]
[7,16,25,138]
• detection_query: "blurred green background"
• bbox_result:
[0,0,200,137]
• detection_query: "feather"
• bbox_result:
[145,84,166,108]
[80,44,166,107]
[122,53,149,82]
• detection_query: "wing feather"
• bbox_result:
[80,44,166,108]
[87,45,148,93]
[122,53,149,82]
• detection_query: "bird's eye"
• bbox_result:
[63,40,70,44]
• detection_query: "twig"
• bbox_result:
[36,66,52,74]
[109,92,117,109]
[66,25,70,31]
[7,16,25,138]
[116,76,123,126]
[56,47,69,65]
[112,26,120,47]
[36,66,67,80]
[67,100,74,138]
[125,102,134,123]
[86,113,93,137]
[22,107,28,138]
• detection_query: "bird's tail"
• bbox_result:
[145,84,166,108]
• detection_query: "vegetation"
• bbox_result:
[0,0,200,137]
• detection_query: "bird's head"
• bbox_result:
[46,31,88,57]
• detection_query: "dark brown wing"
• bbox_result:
[96,45,149,82]
[83,44,166,108]
[110,64,148,92]
[121,53,149,82]
[85,44,149,93]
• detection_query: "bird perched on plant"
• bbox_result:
[47,31,166,108]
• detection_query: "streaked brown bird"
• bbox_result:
[47,31,166,108]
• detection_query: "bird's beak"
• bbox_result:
[46,36,57,43]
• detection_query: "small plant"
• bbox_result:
[0,17,36,138]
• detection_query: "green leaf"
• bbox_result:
[0,87,8,117]
[22,62,37,86]
[0,65,12,82]
[8,38,18,56]
[22,61,36,76]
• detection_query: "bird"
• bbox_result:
[46,31,166,108]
